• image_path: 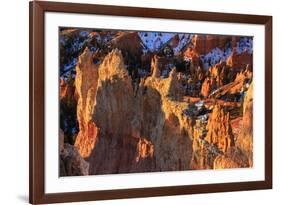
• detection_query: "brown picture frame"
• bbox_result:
[29,1,272,204]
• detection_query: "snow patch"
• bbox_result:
[138,32,174,52]
[138,32,193,54]
[236,37,253,54]
[173,34,193,55]
[195,100,204,109]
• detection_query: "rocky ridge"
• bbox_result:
[59,29,254,176]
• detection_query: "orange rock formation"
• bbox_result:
[205,105,235,153]
[213,82,253,169]
[73,48,193,174]
[74,47,99,158]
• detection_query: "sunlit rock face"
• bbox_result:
[200,62,223,98]
[238,81,253,166]
[213,83,253,169]
[151,55,161,78]
[92,49,134,137]
[190,104,235,169]
[74,47,99,158]
[71,47,252,174]
[88,49,138,174]
[205,105,235,153]
[72,48,193,174]
[59,29,254,176]
[207,66,252,102]
[138,68,193,172]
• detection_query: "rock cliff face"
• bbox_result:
[213,83,253,169]
[208,67,252,101]
[59,130,89,176]
[59,29,254,176]
[88,49,139,174]
[72,48,193,174]
[190,104,235,169]
[201,77,212,98]
[205,105,235,153]
[237,82,253,166]
[70,46,253,174]
[151,55,161,78]
[213,147,249,169]
[200,62,227,98]
[111,32,143,60]
[74,47,99,158]
[138,68,193,172]
[191,35,231,55]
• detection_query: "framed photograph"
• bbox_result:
[29,1,272,204]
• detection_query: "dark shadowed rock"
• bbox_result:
[59,130,89,176]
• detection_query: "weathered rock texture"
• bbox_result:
[191,35,231,55]
[200,62,225,98]
[137,68,193,172]
[200,60,251,99]
[60,130,89,176]
[60,31,254,175]
[237,81,253,166]
[227,48,253,70]
[151,55,161,78]
[111,32,143,58]
[184,62,205,97]
[74,47,99,158]
[111,32,143,69]
[213,147,249,169]
[213,82,253,169]
[205,105,235,153]
[73,48,193,174]
[190,104,235,169]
